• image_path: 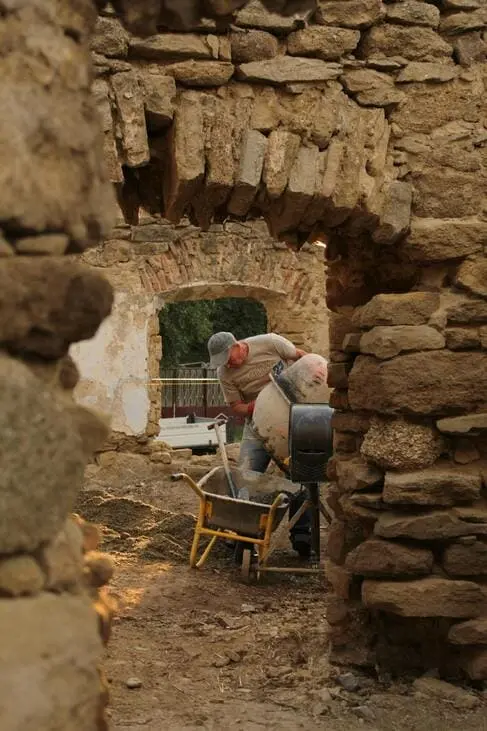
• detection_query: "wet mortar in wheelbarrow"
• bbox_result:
[171,466,322,582]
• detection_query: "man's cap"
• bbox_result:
[208,332,237,368]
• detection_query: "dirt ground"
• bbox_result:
[79,452,487,731]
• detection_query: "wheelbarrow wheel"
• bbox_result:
[241,548,253,583]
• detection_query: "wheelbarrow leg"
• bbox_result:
[308,482,321,563]
[195,536,217,568]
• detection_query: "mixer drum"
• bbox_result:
[252,354,329,466]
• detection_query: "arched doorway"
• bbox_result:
[72,216,328,437]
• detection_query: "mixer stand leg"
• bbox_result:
[307,483,321,563]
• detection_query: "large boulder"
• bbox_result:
[362,577,485,617]
[164,60,235,86]
[443,540,487,576]
[230,30,278,62]
[315,0,385,29]
[360,325,444,360]
[383,463,482,507]
[448,618,487,645]
[404,217,485,262]
[397,62,458,84]
[91,16,129,57]
[361,24,452,60]
[349,352,487,415]
[0,594,101,729]
[443,293,487,324]
[456,256,487,299]
[0,258,113,360]
[235,0,316,34]
[0,1,114,249]
[335,456,383,493]
[0,354,87,553]
[340,69,406,107]
[374,508,487,541]
[129,33,215,60]
[460,648,487,680]
[354,292,439,328]
[346,538,433,577]
[237,57,342,84]
[288,26,360,60]
[436,413,487,436]
[0,555,45,597]
[386,1,440,28]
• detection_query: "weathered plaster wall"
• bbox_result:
[72,290,155,435]
[74,212,327,436]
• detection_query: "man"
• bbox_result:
[208,331,312,557]
[208,331,306,473]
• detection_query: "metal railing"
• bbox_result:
[158,367,224,415]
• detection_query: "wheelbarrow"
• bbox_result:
[171,465,324,581]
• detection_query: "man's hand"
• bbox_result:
[295,348,307,359]
[230,400,256,418]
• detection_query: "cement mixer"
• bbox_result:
[252,354,330,470]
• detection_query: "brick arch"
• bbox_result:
[135,219,327,349]
[158,281,286,303]
[137,229,312,303]
[135,220,328,431]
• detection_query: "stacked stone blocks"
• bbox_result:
[327,288,487,679]
[0,1,120,727]
[87,0,487,678]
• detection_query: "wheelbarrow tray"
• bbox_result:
[204,491,289,538]
[202,465,298,502]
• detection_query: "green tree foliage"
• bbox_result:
[159,298,267,367]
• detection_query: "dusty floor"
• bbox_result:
[80,453,487,731]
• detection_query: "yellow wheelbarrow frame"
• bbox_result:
[171,467,324,580]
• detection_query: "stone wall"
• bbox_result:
[73,212,327,437]
[1,2,324,728]
[4,4,485,724]
[87,0,487,679]
[0,0,119,728]
[91,0,408,246]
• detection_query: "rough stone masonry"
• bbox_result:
[86,0,487,682]
[0,2,329,729]
[74,214,328,439]
[0,1,121,728]
[2,1,487,728]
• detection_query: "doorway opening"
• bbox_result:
[159,297,267,369]
[158,297,267,443]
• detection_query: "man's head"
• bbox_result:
[208,332,250,369]
[207,332,237,368]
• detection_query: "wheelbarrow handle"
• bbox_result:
[207,419,227,431]
[171,472,205,498]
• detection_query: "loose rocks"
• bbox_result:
[0,354,86,553]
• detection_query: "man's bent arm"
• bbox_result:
[229,400,255,418]
[270,333,307,362]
